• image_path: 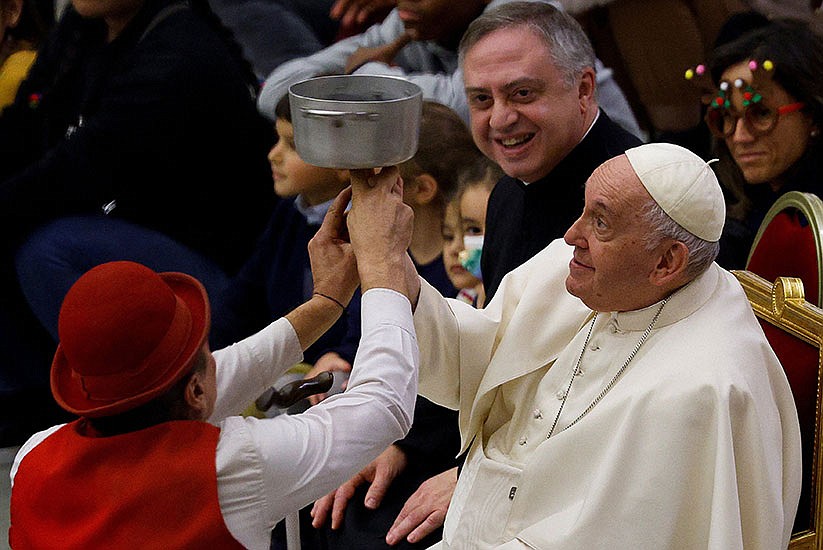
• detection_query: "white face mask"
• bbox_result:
[459,235,484,280]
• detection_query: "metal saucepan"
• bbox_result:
[288,75,423,169]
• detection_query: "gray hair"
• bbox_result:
[458,1,596,89]
[640,198,720,279]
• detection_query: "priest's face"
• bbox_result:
[563,156,664,312]
[463,25,594,184]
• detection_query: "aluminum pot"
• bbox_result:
[288,75,423,169]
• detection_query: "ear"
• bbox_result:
[184,370,210,420]
[649,241,689,287]
[577,67,596,108]
[408,173,439,206]
[3,0,23,28]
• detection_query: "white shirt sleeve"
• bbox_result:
[209,317,304,422]
[216,288,419,549]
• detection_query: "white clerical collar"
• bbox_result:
[580,108,600,142]
[521,109,600,186]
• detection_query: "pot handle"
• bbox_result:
[299,108,380,121]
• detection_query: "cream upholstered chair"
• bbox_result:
[746,191,823,307]
[733,271,823,548]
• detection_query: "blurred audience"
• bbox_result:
[0,0,274,445]
[257,0,642,138]
[208,0,394,80]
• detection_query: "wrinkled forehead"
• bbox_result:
[585,156,650,210]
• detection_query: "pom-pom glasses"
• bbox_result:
[704,100,805,138]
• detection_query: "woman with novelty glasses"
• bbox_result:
[704,19,822,268]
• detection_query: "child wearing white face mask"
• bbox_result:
[443,158,501,308]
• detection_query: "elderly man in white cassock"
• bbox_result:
[354,142,801,549]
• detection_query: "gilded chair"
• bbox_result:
[732,271,823,548]
[746,191,823,307]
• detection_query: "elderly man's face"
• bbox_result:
[463,25,592,183]
[563,156,664,312]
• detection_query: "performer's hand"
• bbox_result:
[311,444,408,529]
[308,186,358,306]
[304,352,352,405]
[385,467,456,545]
[345,32,412,74]
[348,167,415,297]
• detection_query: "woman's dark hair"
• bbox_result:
[712,10,770,51]
[707,18,823,218]
[709,18,823,132]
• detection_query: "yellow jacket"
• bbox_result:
[0,49,36,109]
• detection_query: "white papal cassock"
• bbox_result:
[414,239,801,549]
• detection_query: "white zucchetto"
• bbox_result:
[625,143,725,242]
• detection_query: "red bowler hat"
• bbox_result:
[51,261,210,418]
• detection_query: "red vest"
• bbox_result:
[10,420,245,549]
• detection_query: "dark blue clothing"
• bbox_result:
[211,197,360,365]
[412,254,457,301]
[0,0,274,269]
[16,216,231,342]
[0,0,274,445]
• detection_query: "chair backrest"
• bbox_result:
[746,191,823,307]
[733,270,823,548]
